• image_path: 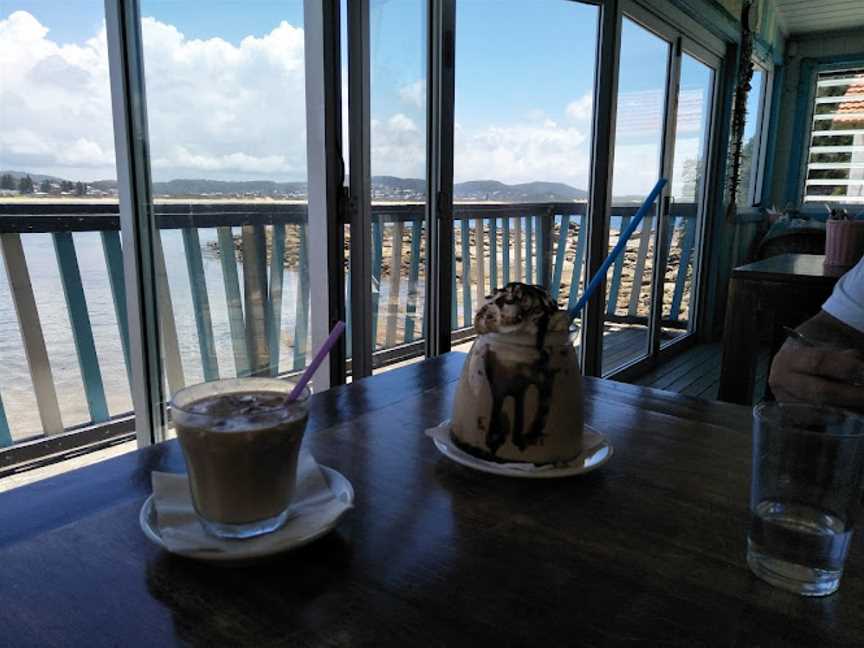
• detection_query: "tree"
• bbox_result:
[680,158,705,203]
[18,175,34,194]
[60,180,74,192]
[75,181,87,196]
[735,137,755,208]
[0,174,14,190]
[39,179,52,194]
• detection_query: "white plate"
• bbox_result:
[139,465,353,563]
[428,422,613,478]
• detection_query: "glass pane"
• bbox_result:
[453,0,598,351]
[138,1,310,433]
[0,4,127,444]
[369,0,427,372]
[804,68,864,205]
[737,67,765,208]
[602,17,669,375]
[661,53,714,347]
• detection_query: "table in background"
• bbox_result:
[718,253,844,405]
[1,353,862,647]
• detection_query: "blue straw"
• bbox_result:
[568,178,668,322]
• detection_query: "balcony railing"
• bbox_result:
[0,201,697,474]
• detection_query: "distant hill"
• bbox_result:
[151,178,307,196]
[372,176,426,193]
[1,171,593,202]
[373,177,588,202]
[454,180,587,202]
[0,170,65,183]
[89,179,118,191]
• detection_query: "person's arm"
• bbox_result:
[769,310,864,410]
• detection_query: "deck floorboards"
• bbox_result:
[628,340,770,402]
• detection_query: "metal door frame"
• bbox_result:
[600,0,724,380]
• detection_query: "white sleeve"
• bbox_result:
[823,256,864,333]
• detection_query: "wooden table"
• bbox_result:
[1,353,862,647]
[718,253,844,405]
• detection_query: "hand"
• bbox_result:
[769,340,864,411]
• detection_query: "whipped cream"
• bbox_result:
[474,282,569,337]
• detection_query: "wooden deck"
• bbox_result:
[630,341,770,401]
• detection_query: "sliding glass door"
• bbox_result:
[661,52,715,347]
[601,16,670,374]
[95,0,728,448]
[451,0,598,343]
[369,0,428,371]
[599,5,720,377]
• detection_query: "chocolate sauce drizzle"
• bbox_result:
[483,307,558,456]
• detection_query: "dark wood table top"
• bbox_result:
[731,253,845,284]
[1,353,862,647]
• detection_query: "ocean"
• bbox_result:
[0,229,309,440]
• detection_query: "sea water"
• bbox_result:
[747,500,853,596]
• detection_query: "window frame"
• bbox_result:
[799,62,864,209]
[105,0,335,445]
[748,62,772,208]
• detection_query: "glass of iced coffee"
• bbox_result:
[171,377,310,539]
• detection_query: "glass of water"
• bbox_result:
[748,402,864,596]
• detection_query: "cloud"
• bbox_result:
[370,113,426,177]
[0,10,688,196]
[454,121,590,187]
[0,11,308,181]
[139,16,307,180]
[566,93,593,121]
[369,108,596,189]
[0,11,115,179]
[398,79,425,109]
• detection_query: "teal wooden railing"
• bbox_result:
[0,202,698,458]
[0,204,310,455]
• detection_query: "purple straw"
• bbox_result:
[287,321,346,402]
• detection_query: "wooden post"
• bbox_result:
[217,226,250,377]
[474,217,485,307]
[182,227,219,382]
[461,220,472,327]
[293,224,310,369]
[567,215,588,312]
[670,216,697,320]
[551,214,571,303]
[489,218,498,290]
[0,233,63,435]
[514,217,523,282]
[269,224,286,374]
[405,219,423,342]
[371,220,383,351]
[627,214,652,316]
[607,215,631,316]
[53,232,110,422]
[241,225,271,376]
[153,231,185,394]
[0,394,10,447]
[502,217,510,285]
[101,231,132,388]
[385,222,404,347]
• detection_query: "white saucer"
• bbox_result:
[427,421,613,478]
[139,465,354,563]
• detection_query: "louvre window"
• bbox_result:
[804,68,864,204]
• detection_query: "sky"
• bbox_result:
[0,0,719,195]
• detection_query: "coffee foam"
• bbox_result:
[181,392,306,433]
